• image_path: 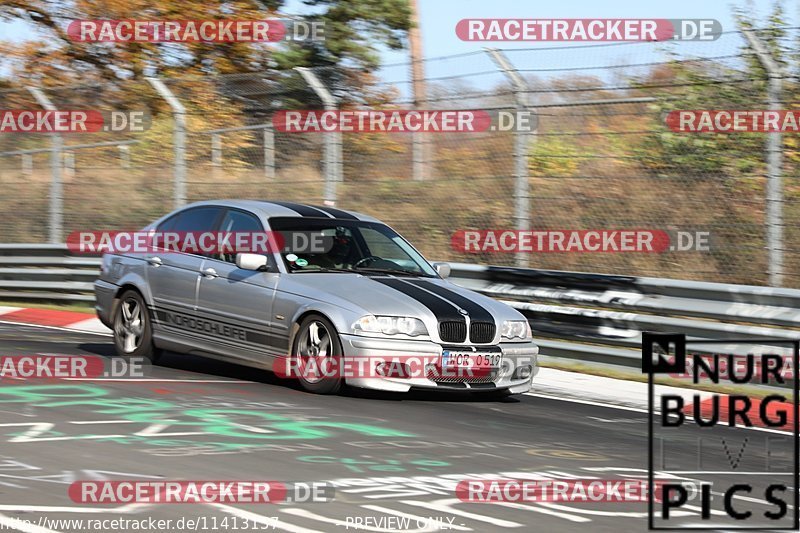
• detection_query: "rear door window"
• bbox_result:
[154,206,223,256]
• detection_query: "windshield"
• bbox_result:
[268,217,438,277]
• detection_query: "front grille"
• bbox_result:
[469,321,496,344]
[439,321,467,343]
[427,368,498,383]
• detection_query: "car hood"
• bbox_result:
[279,273,524,323]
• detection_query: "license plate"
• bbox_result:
[441,351,501,368]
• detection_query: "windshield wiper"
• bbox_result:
[355,267,433,277]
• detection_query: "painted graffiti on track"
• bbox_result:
[0,385,414,454]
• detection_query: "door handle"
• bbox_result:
[202,267,219,278]
[147,256,162,266]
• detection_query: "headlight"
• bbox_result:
[501,320,532,341]
[352,315,429,337]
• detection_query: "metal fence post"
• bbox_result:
[334,126,342,183]
[211,134,222,168]
[742,28,785,287]
[27,87,62,243]
[201,124,276,188]
[296,67,341,206]
[412,132,426,181]
[21,154,33,177]
[486,49,533,268]
[264,126,275,180]
[119,145,130,169]
[147,77,187,208]
[64,152,75,180]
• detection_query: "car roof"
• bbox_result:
[178,200,382,223]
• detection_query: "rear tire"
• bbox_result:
[292,315,343,395]
[112,290,161,362]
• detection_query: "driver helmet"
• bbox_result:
[329,227,352,262]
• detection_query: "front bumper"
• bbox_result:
[339,334,538,394]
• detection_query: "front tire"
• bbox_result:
[292,315,343,395]
[112,290,160,362]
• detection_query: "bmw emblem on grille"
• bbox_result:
[458,308,469,315]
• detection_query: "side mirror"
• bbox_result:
[432,262,451,279]
[236,253,269,271]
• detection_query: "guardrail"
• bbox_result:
[0,244,99,302]
[0,245,797,370]
[447,263,800,369]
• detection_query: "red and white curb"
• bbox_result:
[0,306,109,334]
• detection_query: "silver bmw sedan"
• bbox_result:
[94,200,538,396]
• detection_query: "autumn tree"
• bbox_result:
[0,0,411,89]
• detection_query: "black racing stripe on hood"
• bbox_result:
[371,278,464,322]
[407,280,494,323]
[266,201,333,218]
[309,205,359,220]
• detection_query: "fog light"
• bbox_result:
[513,365,532,380]
[376,361,412,378]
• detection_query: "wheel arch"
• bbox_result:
[288,305,352,353]
[110,283,147,320]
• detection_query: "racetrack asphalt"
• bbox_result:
[0,322,794,532]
